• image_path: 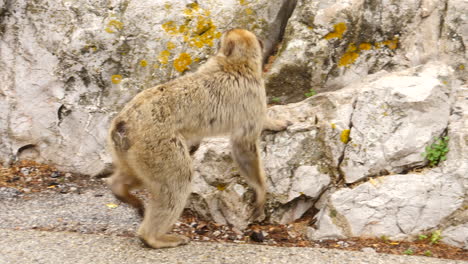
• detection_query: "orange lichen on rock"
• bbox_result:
[245,8,254,15]
[338,43,359,67]
[377,37,399,50]
[340,129,350,144]
[111,75,123,84]
[105,19,123,33]
[324,23,347,40]
[158,50,171,64]
[162,21,178,35]
[161,3,221,49]
[140,60,148,67]
[359,43,372,50]
[173,53,192,72]
[166,41,176,50]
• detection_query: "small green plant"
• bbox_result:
[422,136,449,167]
[271,97,281,103]
[424,250,432,257]
[418,234,428,241]
[305,88,317,97]
[430,230,442,244]
[380,235,389,243]
[403,248,414,255]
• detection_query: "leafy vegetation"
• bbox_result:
[304,88,317,97]
[418,234,428,240]
[271,97,281,103]
[429,230,442,244]
[422,136,449,167]
[403,248,414,255]
[417,230,443,244]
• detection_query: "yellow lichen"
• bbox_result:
[324,22,347,40]
[245,8,254,15]
[331,123,336,129]
[164,3,172,9]
[186,2,200,11]
[158,50,171,64]
[216,183,227,191]
[173,53,192,72]
[162,21,178,35]
[166,41,176,50]
[140,60,148,67]
[239,0,248,5]
[337,43,365,67]
[111,75,122,84]
[108,20,123,30]
[340,129,350,144]
[459,64,465,70]
[359,43,372,50]
[162,4,221,50]
[105,20,123,33]
[378,37,399,50]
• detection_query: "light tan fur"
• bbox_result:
[106,29,289,249]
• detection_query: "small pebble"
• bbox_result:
[20,168,30,175]
[250,231,265,242]
[51,171,61,178]
[22,188,31,193]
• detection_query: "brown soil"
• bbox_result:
[1,160,467,261]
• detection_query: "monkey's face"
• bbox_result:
[218,29,263,62]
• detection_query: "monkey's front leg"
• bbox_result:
[230,136,266,220]
[263,117,291,132]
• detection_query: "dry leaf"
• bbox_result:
[106,203,118,209]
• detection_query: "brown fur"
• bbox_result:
[106,29,289,249]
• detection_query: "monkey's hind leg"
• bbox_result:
[135,137,192,249]
[107,167,145,217]
[231,136,266,220]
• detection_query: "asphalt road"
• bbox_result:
[1,229,466,264]
[0,187,466,264]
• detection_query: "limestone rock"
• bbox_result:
[265,0,467,103]
[0,0,294,174]
[311,172,464,240]
[341,62,453,183]
[442,223,468,250]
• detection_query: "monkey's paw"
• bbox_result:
[263,119,292,132]
[139,234,190,249]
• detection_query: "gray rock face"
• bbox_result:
[1,0,467,248]
[265,0,467,103]
[322,172,462,240]
[341,63,453,183]
[442,223,468,250]
[0,0,293,174]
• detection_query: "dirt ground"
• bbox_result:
[1,160,467,261]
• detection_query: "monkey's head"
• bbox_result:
[218,29,264,66]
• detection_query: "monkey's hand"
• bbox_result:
[263,118,292,132]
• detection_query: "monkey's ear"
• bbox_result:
[222,40,235,57]
[258,39,264,51]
